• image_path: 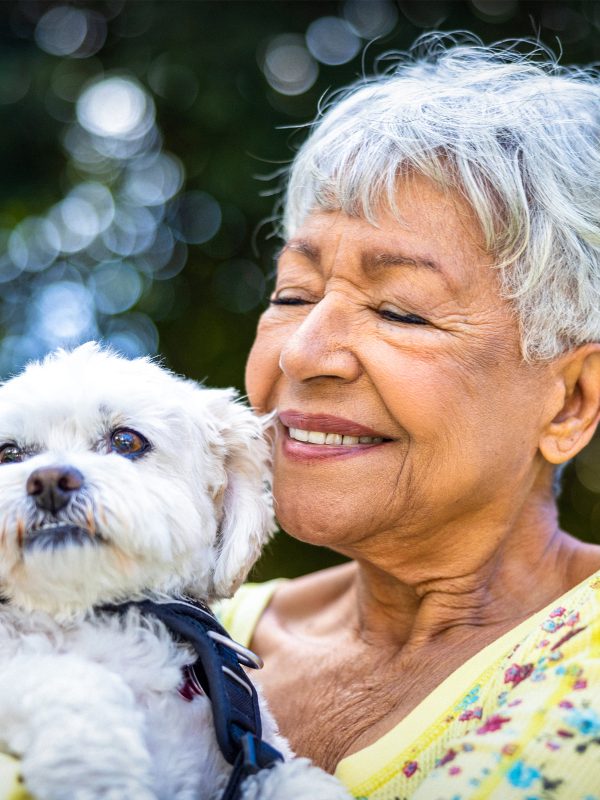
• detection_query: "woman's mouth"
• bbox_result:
[278,411,391,460]
[287,428,384,445]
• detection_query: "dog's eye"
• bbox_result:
[109,429,150,459]
[0,444,24,464]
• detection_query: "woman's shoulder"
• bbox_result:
[214,562,355,647]
[213,578,287,647]
[409,567,600,799]
[502,561,600,676]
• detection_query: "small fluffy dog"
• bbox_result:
[0,344,349,800]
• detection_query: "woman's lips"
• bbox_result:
[278,410,391,460]
[278,411,387,438]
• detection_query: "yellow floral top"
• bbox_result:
[218,572,600,800]
[1,570,599,800]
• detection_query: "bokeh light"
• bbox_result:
[306,17,361,66]
[0,57,31,105]
[471,0,519,22]
[32,281,97,346]
[342,0,399,38]
[8,218,61,272]
[261,35,319,96]
[35,6,107,59]
[0,62,194,369]
[122,153,184,207]
[77,76,154,140]
[90,261,143,315]
[104,312,159,358]
[35,6,87,56]
[147,56,199,110]
[170,191,222,245]
[212,259,266,313]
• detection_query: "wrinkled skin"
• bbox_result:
[244,176,600,770]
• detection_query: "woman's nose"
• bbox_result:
[278,294,362,383]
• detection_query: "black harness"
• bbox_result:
[98,598,284,800]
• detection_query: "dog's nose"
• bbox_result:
[26,466,84,513]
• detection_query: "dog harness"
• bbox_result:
[98,598,284,800]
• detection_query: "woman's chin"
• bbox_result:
[272,475,392,551]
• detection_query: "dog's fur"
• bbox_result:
[0,344,349,800]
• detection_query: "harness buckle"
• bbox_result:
[239,731,284,777]
[240,732,262,775]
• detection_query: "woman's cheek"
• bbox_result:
[245,314,284,412]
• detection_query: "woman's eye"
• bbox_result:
[378,307,428,325]
[269,295,312,306]
[109,429,150,459]
[0,444,24,464]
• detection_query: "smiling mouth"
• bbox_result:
[23,524,105,552]
[287,428,385,445]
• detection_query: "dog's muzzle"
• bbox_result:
[22,465,104,551]
[23,523,103,552]
[27,466,84,513]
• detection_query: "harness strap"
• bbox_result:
[98,598,283,799]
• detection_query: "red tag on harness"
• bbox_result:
[178,664,204,702]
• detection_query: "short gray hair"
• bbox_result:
[283,35,600,361]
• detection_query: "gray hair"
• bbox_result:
[282,35,600,361]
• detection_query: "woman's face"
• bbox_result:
[246,176,555,555]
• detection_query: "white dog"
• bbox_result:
[0,344,349,800]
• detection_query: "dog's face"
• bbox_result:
[0,343,274,616]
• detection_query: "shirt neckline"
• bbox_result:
[333,566,600,788]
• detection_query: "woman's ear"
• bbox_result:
[539,344,600,464]
[200,389,276,599]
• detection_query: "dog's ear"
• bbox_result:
[199,389,275,599]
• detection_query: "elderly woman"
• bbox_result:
[2,37,600,800]
[218,39,600,799]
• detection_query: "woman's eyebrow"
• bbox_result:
[279,240,451,287]
[361,250,443,274]
[361,250,454,291]
[278,240,320,263]
[280,241,440,269]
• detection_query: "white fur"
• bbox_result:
[0,344,350,800]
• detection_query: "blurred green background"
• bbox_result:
[0,0,598,579]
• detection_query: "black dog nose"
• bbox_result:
[26,466,84,513]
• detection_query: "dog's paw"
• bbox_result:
[240,758,352,800]
[0,654,157,800]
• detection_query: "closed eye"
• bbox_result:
[378,308,428,325]
[269,297,313,306]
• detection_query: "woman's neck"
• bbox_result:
[330,500,598,653]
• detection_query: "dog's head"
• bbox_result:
[0,343,275,616]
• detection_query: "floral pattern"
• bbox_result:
[353,571,600,799]
[216,572,600,800]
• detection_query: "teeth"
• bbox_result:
[291,428,309,442]
[288,428,384,445]
[32,523,64,531]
